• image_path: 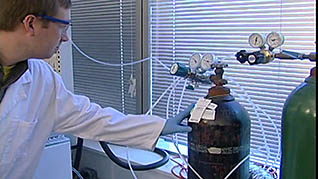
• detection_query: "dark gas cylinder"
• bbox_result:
[188,67,251,179]
[280,67,316,179]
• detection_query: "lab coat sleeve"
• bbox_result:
[51,73,166,151]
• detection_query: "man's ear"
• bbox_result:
[22,14,37,36]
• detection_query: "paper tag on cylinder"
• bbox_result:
[207,103,218,110]
[202,102,217,120]
[189,98,211,123]
[202,109,216,120]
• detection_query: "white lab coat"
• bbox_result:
[0,59,166,179]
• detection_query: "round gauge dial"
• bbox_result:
[170,63,179,75]
[247,54,257,64]
[266,32,285,48]
[200,53,216,71]
[189,53,201,71]
[249,33,265,48]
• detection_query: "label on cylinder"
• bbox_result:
[190,98,218,122]
[190,142,248,155]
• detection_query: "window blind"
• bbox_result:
[71,0,137,114]
[149,0,316,168]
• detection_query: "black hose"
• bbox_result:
[73,137,84,170]
[99,141,169,171]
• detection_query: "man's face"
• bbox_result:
[33,7,71,59]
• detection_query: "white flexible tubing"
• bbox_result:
[173,142,203,179]
[71,39,175,116]
[71,40,170,69]
[234,76,280,167]
[220,55,273,166]
[171,79,203,179]
[72,167,84,179]
[225,75,273,166]
[166,78,182,119]
[172,78,187,155]
[71,40,149,66]
[220,55,280,168]
[221,56,280,162]
[146,77,181,115]
[250,146,270,158]
[222,54,279,166]
[126,146,138,179]
[153,57,170,71]
[173,79,188,148]
[223,155,250,179]
[72,38,199,176]
[217,55,275,169]
[229,88,271,166]
[171,79,188,170]
[177,80,188,114]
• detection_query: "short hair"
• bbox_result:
[0,0,72,31]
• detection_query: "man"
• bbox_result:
[0,0,192,178]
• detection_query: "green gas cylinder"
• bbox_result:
[280,67,316,179]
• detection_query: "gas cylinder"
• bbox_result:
[280,67,316,179]
[188,66,251,179]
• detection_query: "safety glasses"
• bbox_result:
[34,14,71,35]
[36,14,71,26]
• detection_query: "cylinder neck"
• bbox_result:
[305,67,316,84]
[207,66,231,98]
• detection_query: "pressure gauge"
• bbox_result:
[200,53,216,71]
[247,54,257,64]
[266,32,285,49]
[170,63,179,75]
[248,33,265,48]
[170,63,190,77]
[189,53,201,71]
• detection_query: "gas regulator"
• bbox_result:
[236,32,316,65]
[170,52,228,90]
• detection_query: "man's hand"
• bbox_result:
[161,103,195,136]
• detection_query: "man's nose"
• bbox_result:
[61,33,69,42]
